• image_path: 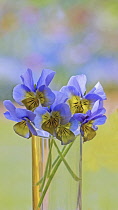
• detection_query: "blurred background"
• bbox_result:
[0,0,118,209]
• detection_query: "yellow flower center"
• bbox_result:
[68,95,91,114]
[42,111,60,135]
[22,91,46,111]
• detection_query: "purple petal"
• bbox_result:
[92,125,98,131]
[26,121,37,136]
[73,113,87,123]
[69,117,79,132]
[85,93,102,103]
[37,69,55,88]
[60,86,78,98]
[34,106,49,115]
[91,100,106,117]
[13,84,31,105]
[4,111,20,122]
[15,108,36,121]
[93,115,107,126]
[67,74,87,97]
[51,91,68,110]
[38,85,55,107]
[21,69,35,91]
[3,100,19,121]
[3,100,16,113]
[53,103,71,124]
[87,82,106,100]
[91,100,100,114]
[34,107,49,129]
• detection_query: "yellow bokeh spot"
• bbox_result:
[83,111,118,172]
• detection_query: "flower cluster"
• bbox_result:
[3,69,107,144]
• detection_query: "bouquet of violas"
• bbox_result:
[3,69,107,209]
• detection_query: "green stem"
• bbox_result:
[36,144,66,186]
[77,135,83,210]
[39,138,54,192]
[38,140,75,208]
[36,178,43,186]
[47,138,52,177]
[52,145,66,167]
[53,140,80,181]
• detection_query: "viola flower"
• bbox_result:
[34,92,78,144]
[13,69,55,111]
[3,100,37,138]
[73,100,107,142]
[60,74,106,115]
[55,117,79,144]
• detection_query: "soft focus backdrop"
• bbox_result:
[0,0,118,209]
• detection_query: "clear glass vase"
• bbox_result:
[32,135,82,210]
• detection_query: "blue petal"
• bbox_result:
[20,69,35,91]
[86,111,106,125]
[97,100,106,111]
[92,108,106,119]
[53,103,71,124]
[15,108,36,121]
[4,111,20,122]
[38,85,55,107]
[26,121,37,136]
[92,125,98,131]
[34,107,49,129]
[51,91,68,110]
[69,118,81,136]
[93,115,107,126]
[73,113,87,123]
[13,84,31,105]
[60,86,79,98]
[98,100,103,109]
[37,69,55,88]
[3,100,16,114]
[34,106,49,115]
[33,107,50,137]
[3,100,19,121]
[91,100,101,114]
[91,100,106,117]
[69,117,79,132]
[85,93,102,103]
[26,110,36,121]
[67,74,87,97]
[87,82,106,100]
